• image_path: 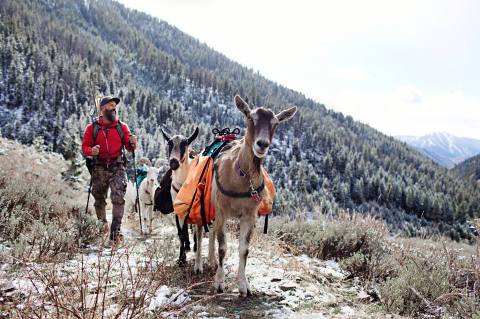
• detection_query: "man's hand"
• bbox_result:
[91,145,100,156]
[130,135,137,150]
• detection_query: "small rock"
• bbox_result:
[279,284,296,292]
[367,287,381,302]
[357,290,370,301]
[0,281,15,294]
[304,292,314,300]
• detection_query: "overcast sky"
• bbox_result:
[118,0,480,139]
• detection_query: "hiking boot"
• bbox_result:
[110,233,124,248]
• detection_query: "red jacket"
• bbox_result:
[82,117,133,159]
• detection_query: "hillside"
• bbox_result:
[0,0,479,239]
[453,154,480,181]
[396,132,480,168]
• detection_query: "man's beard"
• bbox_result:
[105,110,116,122]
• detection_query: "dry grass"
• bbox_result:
[270,213,396,282]
[270,213,480,318]
[0,137,98,262]
[7,238,181,319]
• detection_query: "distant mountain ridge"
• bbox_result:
[396,132,480,168]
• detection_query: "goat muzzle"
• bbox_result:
[170,158,180,170]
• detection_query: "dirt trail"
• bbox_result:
[110,209,403,318]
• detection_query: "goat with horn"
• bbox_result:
[211,95,297,297]
[161,126,199,265]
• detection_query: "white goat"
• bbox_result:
[125,167,159,234]
[140,167,159,234]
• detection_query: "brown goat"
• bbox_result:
[210,95,297,296]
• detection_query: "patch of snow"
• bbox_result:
[148,285,171,310]
[341,305,355,315]
[12,278,45,295]
[148,286,191,311]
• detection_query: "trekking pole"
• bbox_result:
[132,149,143,235]
[84,174,94,216]
[82,76,99,240]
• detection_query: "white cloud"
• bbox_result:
[331,67,370,81]
[118,0,480,140]
[320,87,480,139]
[394,85,423,104]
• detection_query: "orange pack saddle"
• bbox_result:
[173,130,275,232]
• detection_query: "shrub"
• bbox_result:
[270,213,480,318]
[270,213,396,281]
[0,139,98,262]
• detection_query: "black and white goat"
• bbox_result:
[161,127,199,265]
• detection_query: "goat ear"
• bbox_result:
[234,95,251,117]
[161,128,171,141]
[187,127,199,145]
[276,106,297,123]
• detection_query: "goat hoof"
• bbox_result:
[177,258,187,267]
[194,262,203,274]
[247,289,252,297]
[239,288,249,298]
[214,281,225,293]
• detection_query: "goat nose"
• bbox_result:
[256,140,270,149]
[170,159,180,170]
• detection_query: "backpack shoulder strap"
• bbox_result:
[116,121,125,143]
[92,120,100,145]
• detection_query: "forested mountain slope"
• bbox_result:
[0,0,478,239]
[453,154,480,182]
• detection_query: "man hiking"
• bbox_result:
[81,96,137,243]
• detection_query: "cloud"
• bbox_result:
[394,85,423,104]
[331,66,370,81]
[117,0,480,139]
[319,87,480,139]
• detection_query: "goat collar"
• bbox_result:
[214,163,264,202]
[143,188,153,205]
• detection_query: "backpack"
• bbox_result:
[92,120,124,144]
[135,167,148,186]
[85,120,126,174]
[153,169,174,215]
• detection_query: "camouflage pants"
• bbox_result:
[92,163,127,240]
